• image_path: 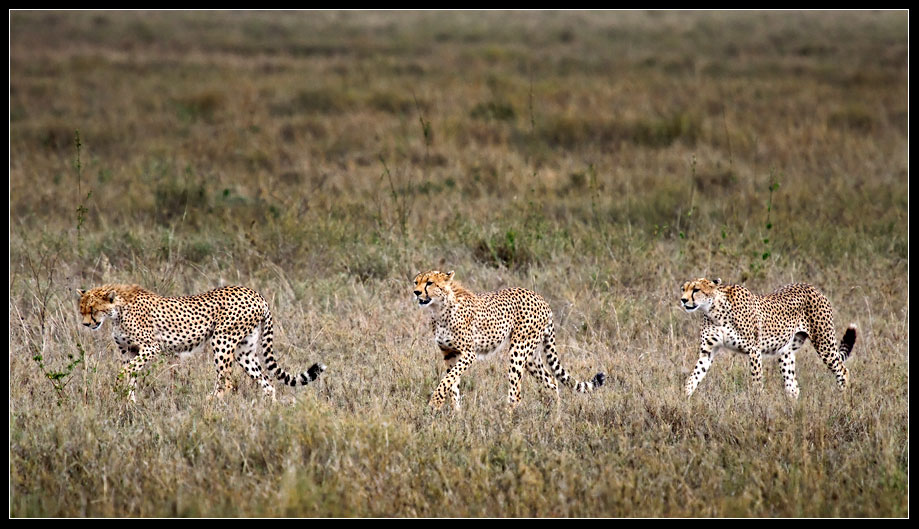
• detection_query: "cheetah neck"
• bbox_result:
[99,284,155,304]
[448,282,476,302]
[431,284,478,328]
[701,289,730,326]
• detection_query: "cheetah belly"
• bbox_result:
[761,329,806,356]
[153,321,213,355]
[179,340,209,360]
[475,334,511,361]
[714,326,746,356]
[433,321,511,361]
[468,316,514,360]
[759,318,808,356]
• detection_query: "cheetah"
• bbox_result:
[77,284,326,402]
[412,270,605,411]
[679,278,856,399]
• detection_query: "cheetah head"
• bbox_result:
[412,270,454,308]
[680,277,722,314]
[77,287,118,331]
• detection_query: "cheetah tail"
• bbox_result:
[591,372,607,388]
[260,309,327,387]
[571,371,606,392]
[838,324,857,363]
[548,358,606,392]
[543,324,606,393]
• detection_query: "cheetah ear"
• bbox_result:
[76,288,86,298]
[712,278,722,285]
[106,290,117,302]
[446,270,455,281]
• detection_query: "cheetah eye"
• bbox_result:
[692,287,700,293]
[426,281,433,286]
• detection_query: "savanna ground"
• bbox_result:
[9,11,908,517]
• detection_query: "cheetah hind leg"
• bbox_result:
[526,347,559,404]
[811,326,852,390]
[236,326,277,401]
[506,338,538,410]
[748,349,764,393]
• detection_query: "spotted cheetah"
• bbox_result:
[679,278,856,399]
[412,270,605,411]
[78,284,326,402]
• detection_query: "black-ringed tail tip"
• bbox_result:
[839,324,857,362]
[572,372,606,392]
[276,362,327,386]
[592,372,607,388]
[309,362,327,377]
[304,363,327,382]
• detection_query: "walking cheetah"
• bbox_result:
[412,270,605,410]
[680,278,856,398]
[78,284,325,402]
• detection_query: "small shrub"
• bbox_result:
[270,88,352,116]
[367,91,417,114]
[470,100,516,122]
[153,178,207,225]
[693,168,738,192]
[828,104,877,133]
[183,239,215,263]
[344,248,390,283]
[174,91,223,123]
[631,112,701,148]
[473,229,534,271]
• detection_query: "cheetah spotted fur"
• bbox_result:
[413,270,605,411]
[78,284,326,402]
[680,278,856,399]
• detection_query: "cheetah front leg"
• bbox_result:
[119,343,161,403]
[209,333,240,401]
[685,350,713,397]
[115,343,138,398]
[748,349,764,392]
[448,380,461,410]
[430,350,475,411]
[685,327,718,397]
[441,347,462,409]
[777,333,806,399]
[779,350,799,399]
[115,337,139,362]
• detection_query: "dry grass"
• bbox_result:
[9,11,908,517]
